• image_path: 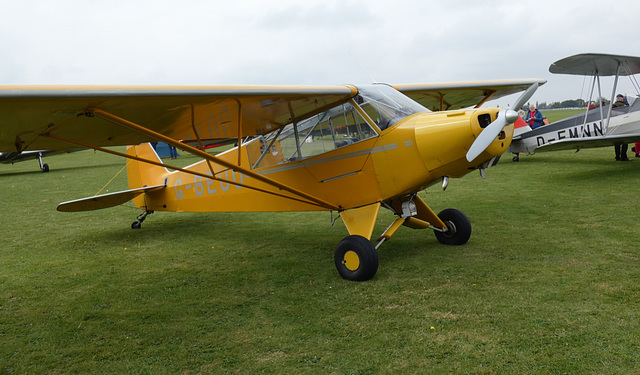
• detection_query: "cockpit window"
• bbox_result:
[355,84,428,131]
[246,84,426,169]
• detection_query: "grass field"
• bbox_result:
[542,108,585,123]
[2,141,640,373]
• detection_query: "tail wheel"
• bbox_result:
[334,235,379,281]
[434,208,472,245]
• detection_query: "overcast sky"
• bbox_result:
[2,0,640,106]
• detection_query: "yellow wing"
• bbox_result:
[394,79,546,111]
[0,80,544,153]
[0,85,357,152]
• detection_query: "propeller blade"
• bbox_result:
[466,110,507,162]
[512,82,539,111]
[465,83,539,162]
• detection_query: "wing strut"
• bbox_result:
[87,108,339,210]
[45,133,338,209]
[474,91,495,109]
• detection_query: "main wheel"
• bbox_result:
[434,208,472,245]
[334,235,379,281]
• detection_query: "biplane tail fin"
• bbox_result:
[126,143,168,190]
[513,116,532,138]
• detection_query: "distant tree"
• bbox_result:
[538,99,588,109]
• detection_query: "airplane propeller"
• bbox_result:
[465,82,539,162]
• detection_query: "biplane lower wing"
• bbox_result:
[536,133,640,152]
[57,184,166,212]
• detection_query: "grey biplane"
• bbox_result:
[509,53,640,161]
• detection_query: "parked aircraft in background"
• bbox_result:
[0,149,83,172]
[510,53,640,161]
[0,80,543,281]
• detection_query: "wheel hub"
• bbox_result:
[441,220,457,238]
[342,250,360,271]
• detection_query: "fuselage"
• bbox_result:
[510,98,640,154]
[128,85,512,213]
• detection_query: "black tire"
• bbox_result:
[334,235,379,281]
[131,221,142,230]
[434,208,472,246]
[42,164,50,172]
[512,155,519,162]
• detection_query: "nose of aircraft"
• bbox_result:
[466,108,517,162]
[465,82,539,162]
[411,108,513,180]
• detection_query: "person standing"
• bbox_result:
[612,94,630,161]
[525,104,545,129]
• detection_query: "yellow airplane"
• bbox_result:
[0,80,543,281]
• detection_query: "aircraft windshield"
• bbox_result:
[248,100,378,169]
[355,84,428,131]
[246,84,427,170]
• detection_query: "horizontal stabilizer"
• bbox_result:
[57,185,165,212]
[537,134,640,152]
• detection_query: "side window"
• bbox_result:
[330,105,377,148]
[251,102,378,169]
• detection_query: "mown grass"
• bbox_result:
[542,108,585,123]
[2,145,640,374]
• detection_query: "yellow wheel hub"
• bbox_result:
[343,250,360,271]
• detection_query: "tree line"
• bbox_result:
[535,98,609,109]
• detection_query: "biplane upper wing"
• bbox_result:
[393,79,546,111]
[0,85,357,153]
[549,53,640,76]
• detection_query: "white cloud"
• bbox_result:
[2,0,640,103]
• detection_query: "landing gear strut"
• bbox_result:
[131,210,154,229]
[37,152,49,172]
[334,197,473,281]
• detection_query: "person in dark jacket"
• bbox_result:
[525,104,545,129]
[612,94,630,161]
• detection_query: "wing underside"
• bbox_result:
[394,79,546,111]
[0,81,545,155]
[0,85,357,153]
